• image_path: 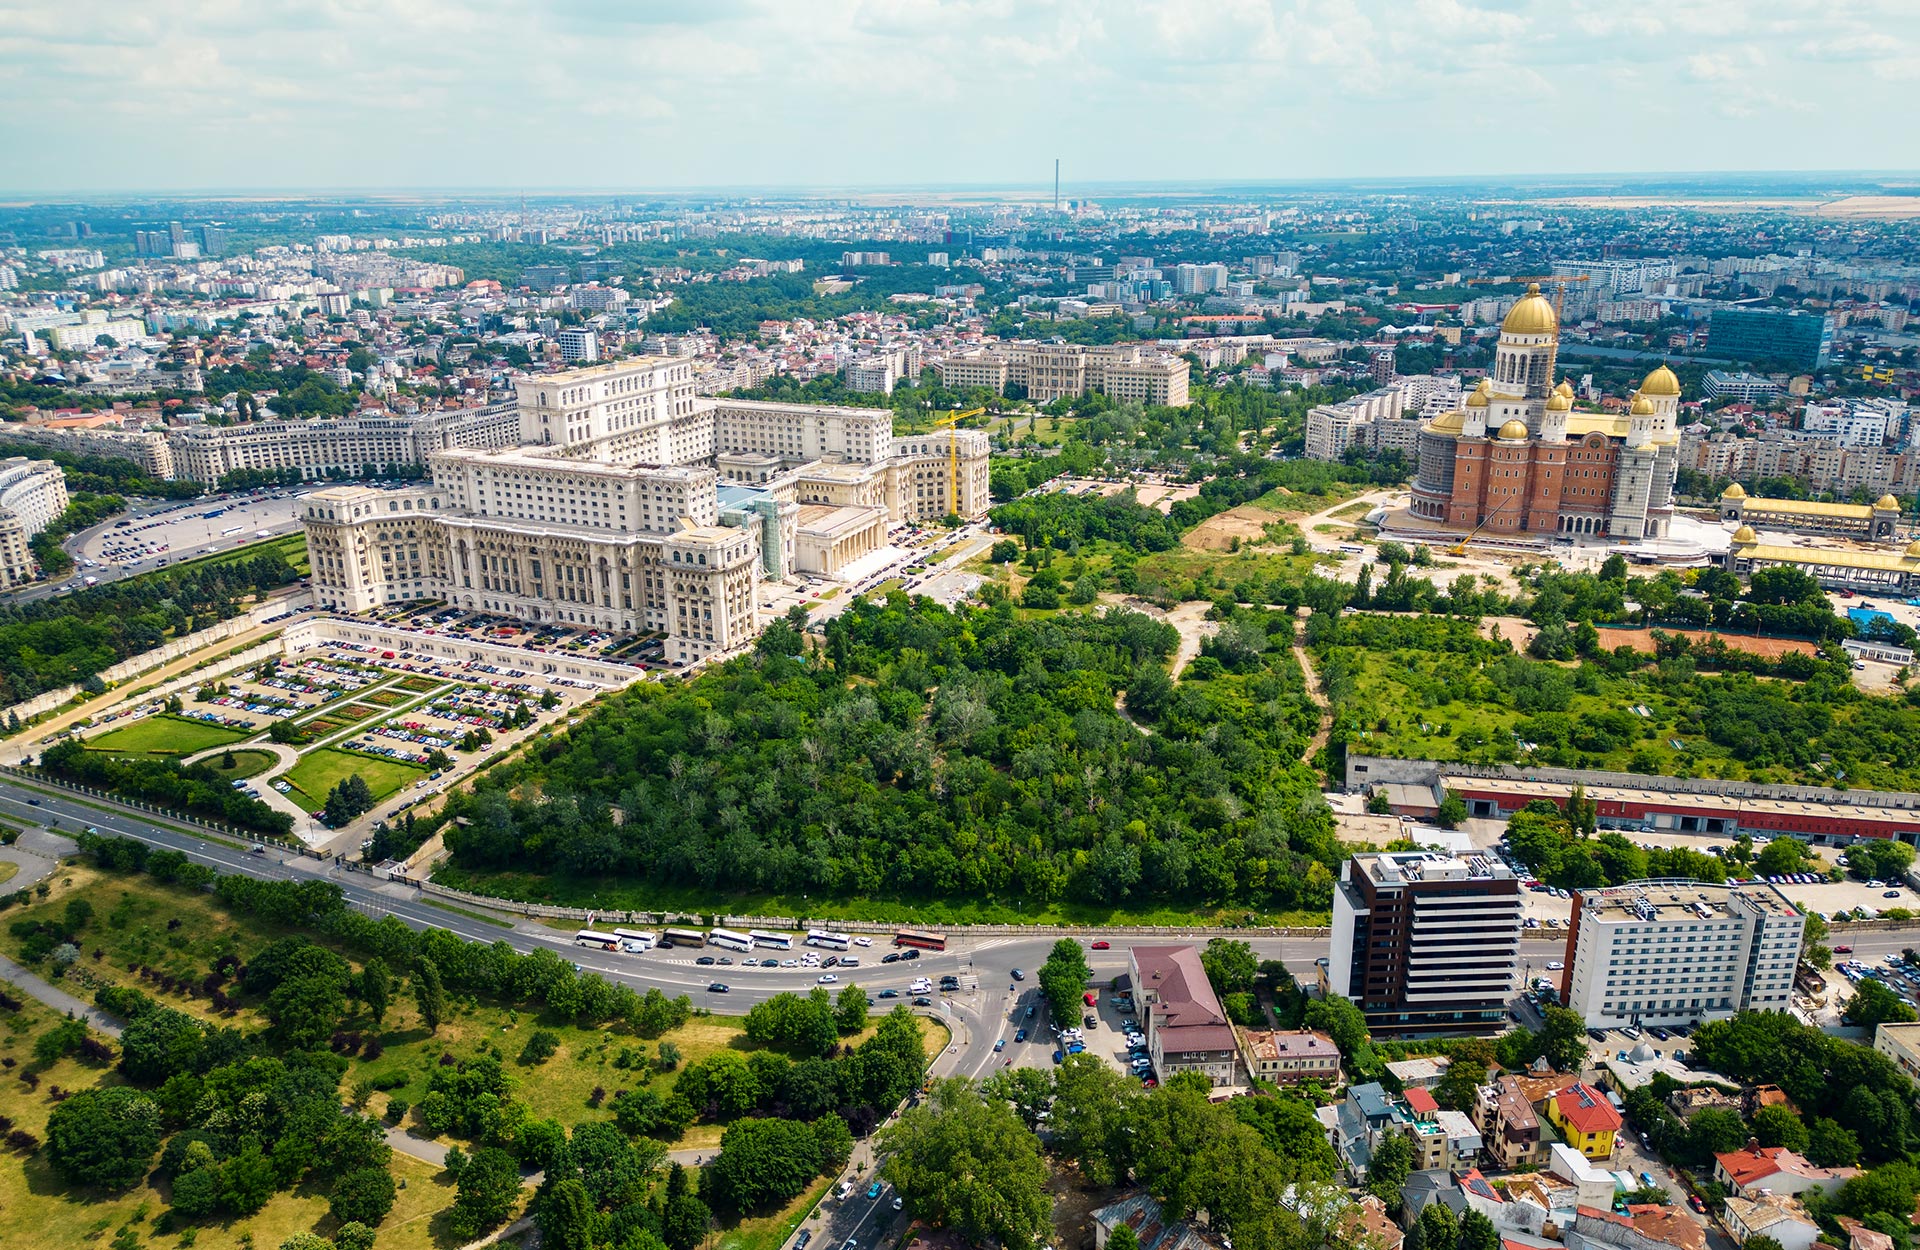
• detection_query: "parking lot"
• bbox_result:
[77,489,313,575]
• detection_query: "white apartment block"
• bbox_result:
[43,316,146,351]
[0,457,68,588]
[1305,377,1462,462]
[556,328,599,364]
[304,358,991,664]
[167,406,522,485]
[935,341,1189,407]
[1561,879,1805,1030]
[1803,398,1907,449]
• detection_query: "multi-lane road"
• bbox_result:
[5,771,1917,1089]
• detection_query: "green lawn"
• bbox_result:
[281,746,427,811]
[167,530,310,576]
[84,713,250,758]
[205,747,280,780]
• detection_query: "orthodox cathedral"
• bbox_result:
[1409,284,1682,540]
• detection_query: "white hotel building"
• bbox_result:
[1559,879,1805,1030]
[303,357,990,664]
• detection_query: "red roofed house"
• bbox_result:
[1545,1082,1622,1161]
[1130,945,1243,1089]
[1405,1087,1440,1115]
[1714,1142,1858,1199]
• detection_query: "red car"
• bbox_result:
[1091,940,1111,950]
[1833,945,1854,954]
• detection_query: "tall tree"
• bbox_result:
[879,1080,1052,1250]
[1038,938,1091,1025]
[360,957,392,1028]
[536,1176,595,1250]
[414,957,447,1034]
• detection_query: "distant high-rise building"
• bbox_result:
[522,264,570,292]
[1327,850,1522,1035]
[196,225,228,257]
[1707,308,1834,370]
[557,328,599,363]
[1173,263,1228,295]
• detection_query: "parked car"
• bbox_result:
[696,956,717,966]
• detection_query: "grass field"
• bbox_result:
[0,862,20,889]
[167,530,310,577]
[205,747,280,780]
[397,674,441,693]
[281,747,427,811]
[85,714,250,758]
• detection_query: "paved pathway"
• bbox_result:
[0,951,126,1037]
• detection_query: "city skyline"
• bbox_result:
[6,0,1920,194]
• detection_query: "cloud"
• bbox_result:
[0,0,1916,191]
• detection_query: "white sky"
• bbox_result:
[4,0,1919,193]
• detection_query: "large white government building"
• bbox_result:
[0,457,68,588]
[303,357,990,664]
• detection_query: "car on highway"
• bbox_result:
[1834,944,1855,954]
[696,956,717,965]
[910,978,933,994]
[794,1232,813,1250]
[867,1182,883,1200]
[708,982,730,993]
[901,949,920,961]
[912,996,933,1007]
[25,799,38,806]
[893,1197,904,1212]
[1546,961,1565,970]
[1091,940,1110,950]
[818,974,838,984]
[1014,1028,1028,1042]
[878,989,899,998]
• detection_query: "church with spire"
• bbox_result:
[1408,283,1682,540]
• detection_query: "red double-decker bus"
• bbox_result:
[893,929,946,951]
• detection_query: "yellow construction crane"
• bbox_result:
[932,407,984,516]
[1467,273,1591,323]
[1448,489,1520,556]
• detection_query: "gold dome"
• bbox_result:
[1629,393,1655,416]
[1497,419,1530,441]
[1555,378,1576,398]
[1720,483,1748,501]
[1876,494,1900,511]
[1546,392,1572,412]
[1465,381,1490,408]
[1731,525,1758,545]
[1428,409,1466,435]
[1906,539,1920,559]
[1501,283,1558,336]
[1641,364,1681,397]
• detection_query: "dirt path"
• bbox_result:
[1293,642,1333,764]
[1165,600,1216,675]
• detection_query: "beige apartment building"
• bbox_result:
[936,341,1190,407]
[304,357,990,664]
[0,457,68,588]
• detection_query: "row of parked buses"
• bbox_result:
[570,926,948,954]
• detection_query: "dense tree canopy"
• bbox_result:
[442,595,1336,910]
